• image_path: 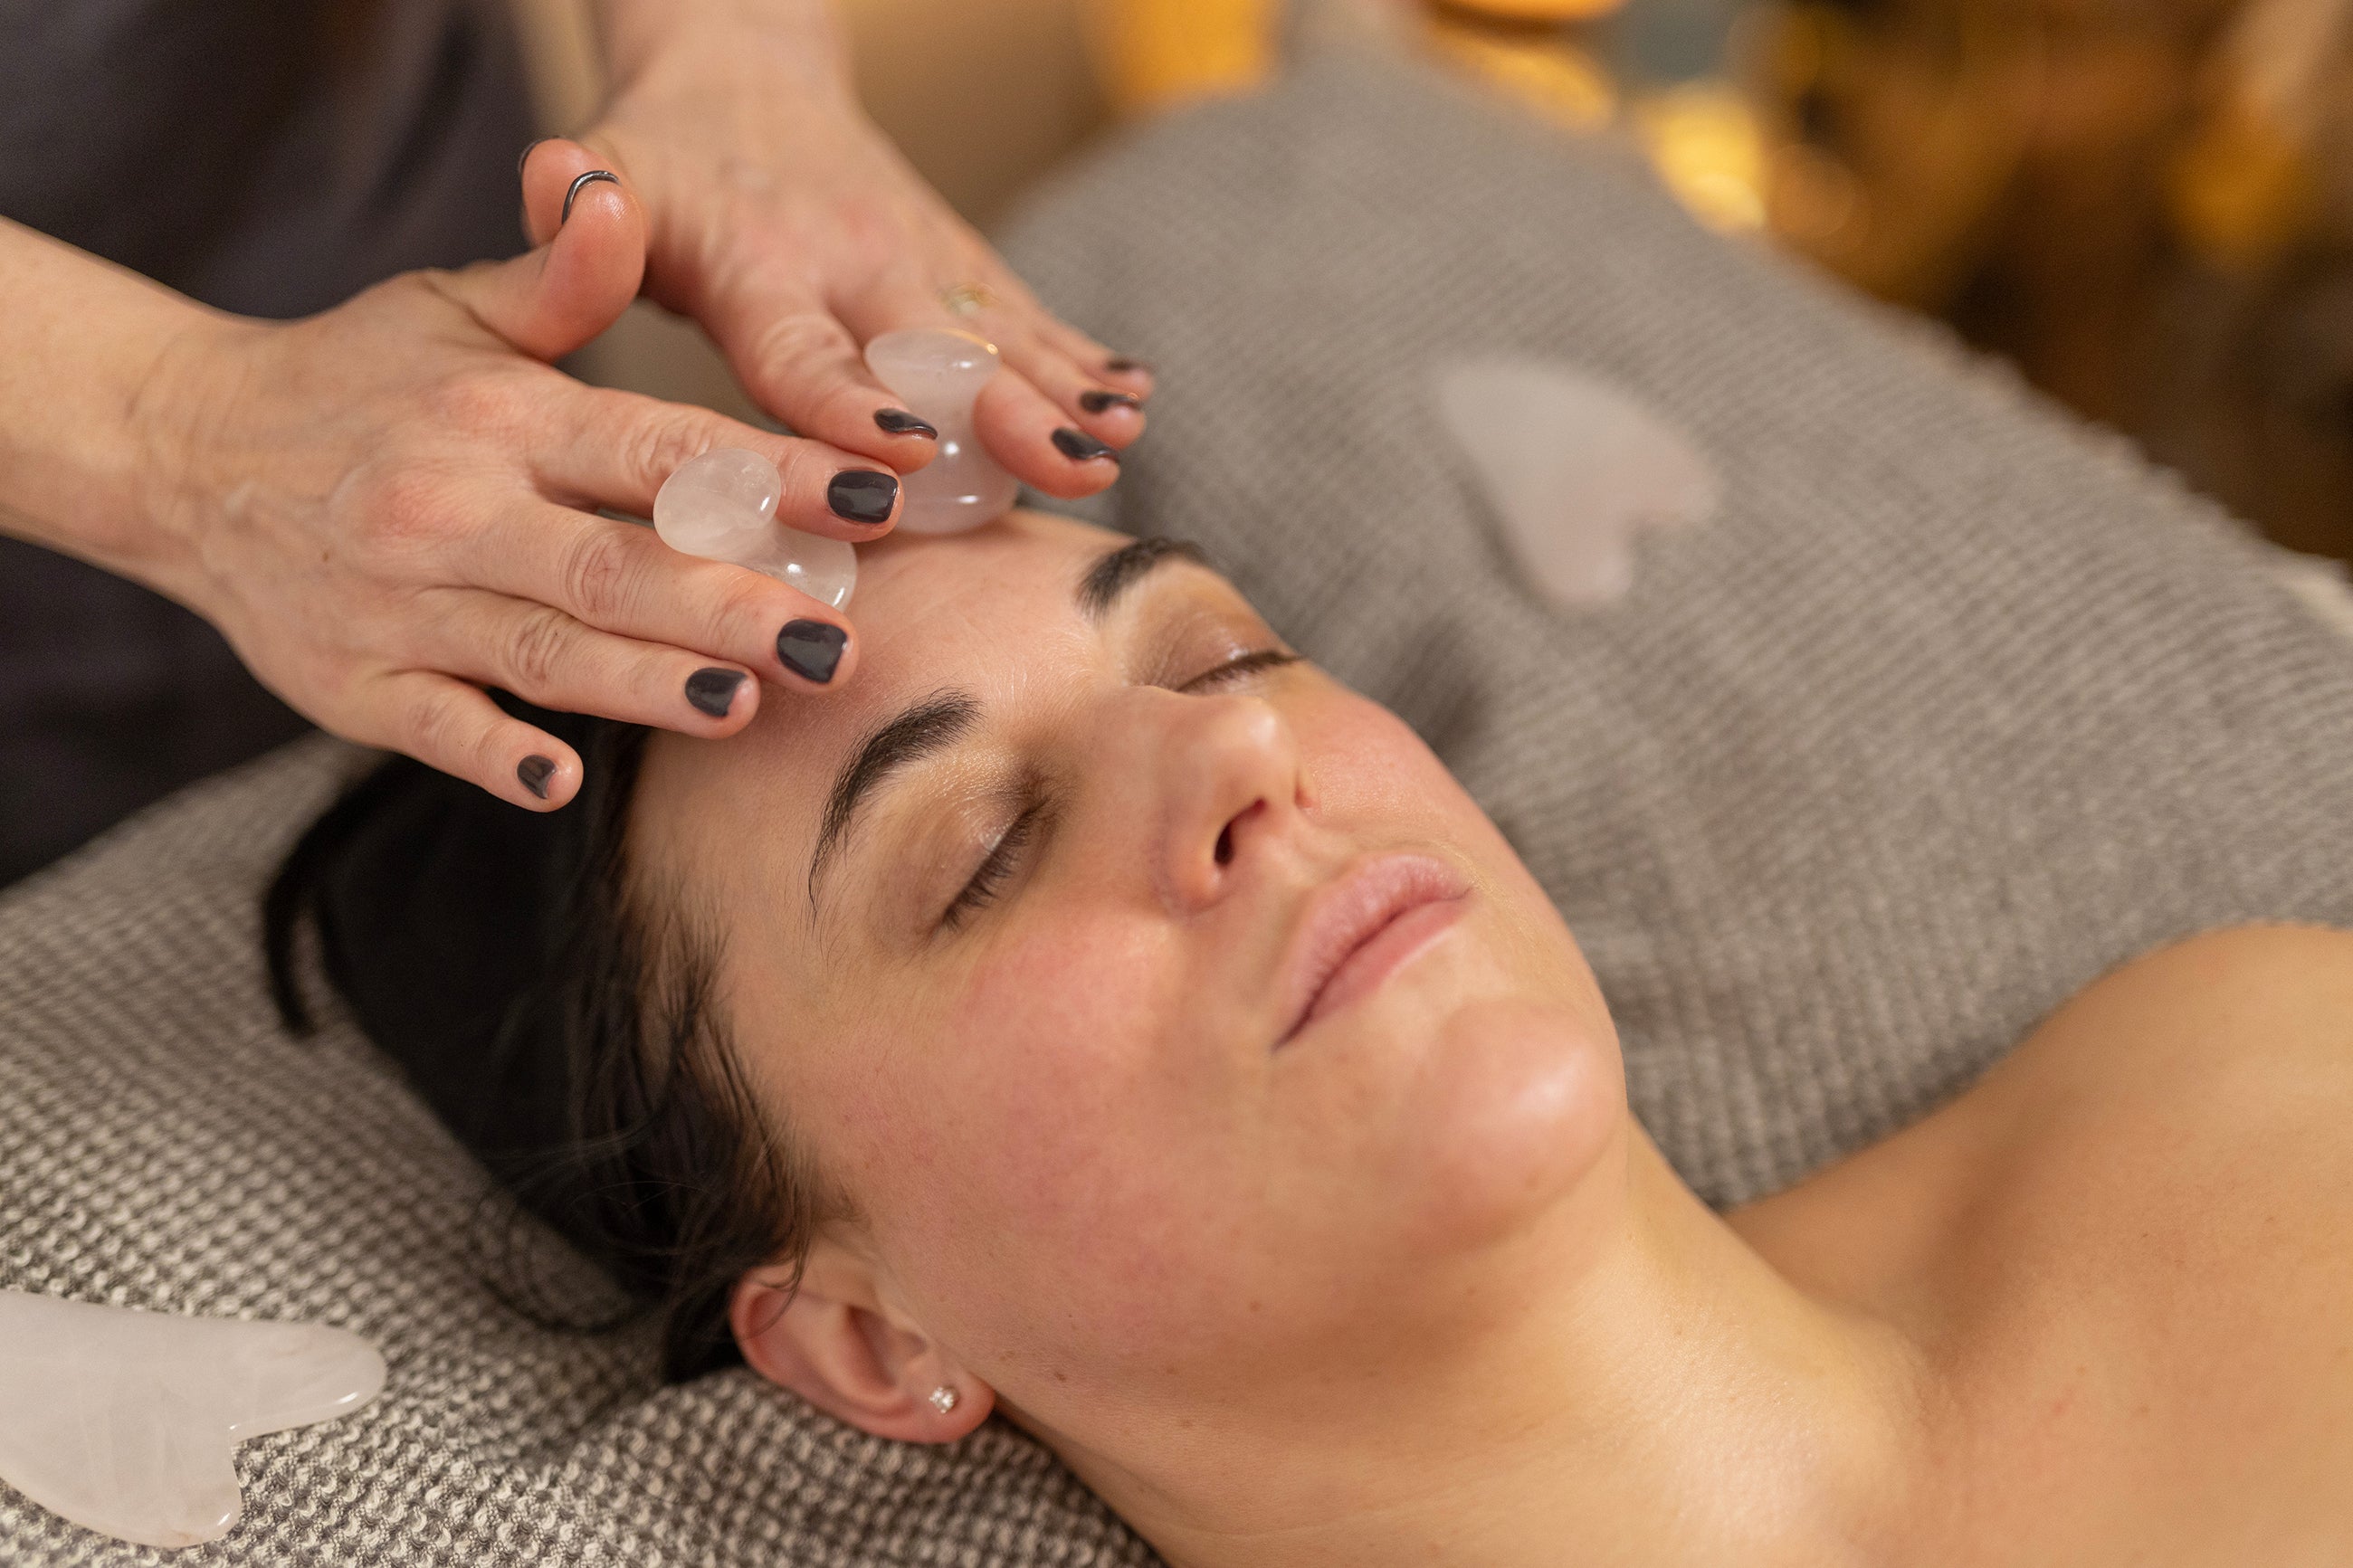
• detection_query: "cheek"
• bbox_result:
[838,910,1252,1371]
[1294,694,1448,821]
[1293,692,1547,914]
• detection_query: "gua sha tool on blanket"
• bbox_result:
[655,448,859,608]
[1435,356,1721,607]
[0,1289,385,1549]
[863,328,1021,533]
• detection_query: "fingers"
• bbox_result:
[990,313,1149,453]
[965,368,1122,500]
[996,294,1157,422]
[442,139,646,363]
[699,245,1153,490]
[362,671,586,812]
[352,508,859,815]
[449,500,862,698]
[519,138,621,247]
[425,588,767,737]
[834,262,1148,498]
[701,281,949,476]
[548,385,906,542]
[1056,318,1156,399]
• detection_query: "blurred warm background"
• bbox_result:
[518,0,2353,561]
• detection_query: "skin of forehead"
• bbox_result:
[634,511,1188,901]
[776,510,1145,763]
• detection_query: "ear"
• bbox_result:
[730,1240,994,1445]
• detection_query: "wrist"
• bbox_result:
[0,221,239,594]
[120,311,262,598]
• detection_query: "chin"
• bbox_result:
[1382,993,1627,1257]
[1275,888,1626,1262]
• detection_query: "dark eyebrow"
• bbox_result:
[1078,537,1211,621]
[805,540,1212,914]
[806,689,980,913]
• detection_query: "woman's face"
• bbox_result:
[634,512,1623,1448]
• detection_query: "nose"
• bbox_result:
[1130,690,1308,914]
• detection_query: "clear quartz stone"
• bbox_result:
[0,1289,386,1549]
[864,328,1021,534]
[653,448,857,609]
[1434,356,1720,608]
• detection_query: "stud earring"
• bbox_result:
[929,1384,960,1416]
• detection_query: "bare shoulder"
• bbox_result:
[1982,924,2353,1210]
[2011,923,2353,1101]
[1733,926,2353,1254]
[1977,923,2353,1353]
[2091,922,2353,1012]
[1934,926,2353,1551]
[1995,921,2353,1276]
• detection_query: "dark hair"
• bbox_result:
[264,709,833,1380]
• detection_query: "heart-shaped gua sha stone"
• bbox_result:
[0,1289,386,1549]
[864,329,1021,534]
[1435,356,1721,607]
[654,448,859,608]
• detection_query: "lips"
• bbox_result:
[1276,853,1470,1047]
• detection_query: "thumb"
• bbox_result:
[444,139,646,363]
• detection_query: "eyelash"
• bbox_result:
[937,646,1301,931]
[1179,647,1300,692]
[941,803,1039,930]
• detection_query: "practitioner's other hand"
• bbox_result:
[135,145,873,811]
[571,6,1151,500]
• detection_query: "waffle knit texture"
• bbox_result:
[5,50,2351,1565]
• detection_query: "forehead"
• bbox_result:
[634,512,1146,866]
[777,510,1123,756]
[848,510,1114,664]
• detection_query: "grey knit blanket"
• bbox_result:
[5,50,2351,1565]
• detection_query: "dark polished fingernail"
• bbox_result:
[561,169,621,224]
[685,668,748,718]
[1080,389,1143,413]
[777,620,848,684]
[1105,356,1155,375]
[827,470,900,525]
[1053,427,1119,463]
[518,755,556,800]
[518,137,554,179]
[875,408,939,439]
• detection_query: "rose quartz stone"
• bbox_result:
[0,1289,385,1548]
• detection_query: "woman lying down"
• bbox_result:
[272,508,2353,1564]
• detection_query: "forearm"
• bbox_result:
[0,217,224,587]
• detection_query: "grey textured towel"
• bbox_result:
[5,50,2350,1566]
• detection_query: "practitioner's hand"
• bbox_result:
[570,6,1152,498]
[133,147,875,811]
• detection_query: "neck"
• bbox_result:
[1066,1132,1937,1568]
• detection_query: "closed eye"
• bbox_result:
[1179,648,1300,693]
[941,800,1042,931]
[937,650,1300,932]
